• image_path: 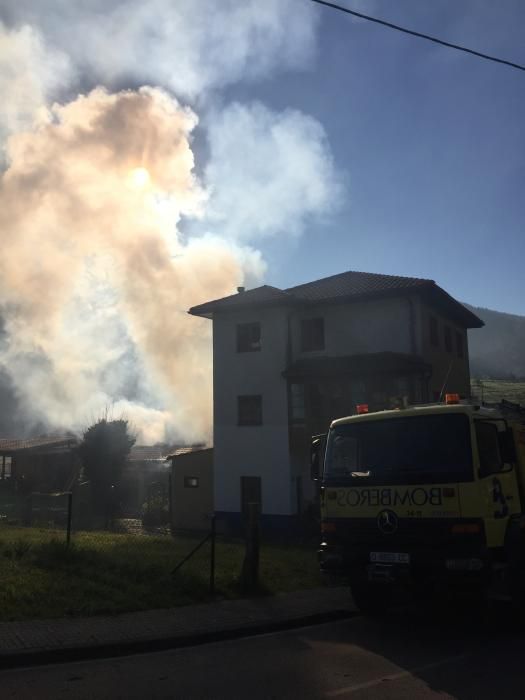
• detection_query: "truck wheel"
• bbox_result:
[509,566,525,621]
[350,583,391,616]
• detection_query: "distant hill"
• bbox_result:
[466,304,525,379]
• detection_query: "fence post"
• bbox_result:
[66,492,73,547]
[24,493,33,527]
[168,472,173,535]
[210,513,216,597]
[241,502,260,592]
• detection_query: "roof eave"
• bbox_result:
[423,285,484,329]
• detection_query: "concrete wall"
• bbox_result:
[171,449,213,532]
[418,301,471,398]
[289,296,414,360]
[213,306,293,516]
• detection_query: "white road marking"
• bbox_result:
[325,653,470,696]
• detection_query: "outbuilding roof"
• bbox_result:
[0,435,77,453]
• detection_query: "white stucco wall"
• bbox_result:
[290,296,414,360]
[213,305,294,516]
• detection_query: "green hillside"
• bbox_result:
[467,304,525,380]
[470,378,525,406]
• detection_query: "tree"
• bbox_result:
[78,418,136,524]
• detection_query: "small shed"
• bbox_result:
[168,447,213,532]
[0,435,79,492]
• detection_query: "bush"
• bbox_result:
[141,496,170,526]
[2,538,32,560]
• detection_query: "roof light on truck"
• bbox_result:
[356,404,369,414]
[445,393,460,405]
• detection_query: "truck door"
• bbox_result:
[475,420,521,548]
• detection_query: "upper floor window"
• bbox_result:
[301,318,325,352]
[444,325,452,353]
[237,322,261,353]
[429,316,439,347]
[456,331,464,359]
[290,384,305,424]
[238,395,263,426]
[0,456,11,480]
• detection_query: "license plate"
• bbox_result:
[370,552,410,564]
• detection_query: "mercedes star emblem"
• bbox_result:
[377,509,398,535]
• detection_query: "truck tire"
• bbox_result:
[350,583,391,616]
[505,519,525,621]
[509,565,525,621]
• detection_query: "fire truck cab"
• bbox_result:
[311,397,525,613]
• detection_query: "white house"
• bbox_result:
[189,269,483,531]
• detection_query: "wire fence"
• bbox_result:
[470,379,525,407]
[0,490,249,600]
[0,491,322,622]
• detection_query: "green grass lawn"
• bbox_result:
[0,526,322,622]
[470,379,525,405]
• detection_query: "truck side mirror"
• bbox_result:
[499,429,517,465]
[476,421,504,478]
[310,434,326,481]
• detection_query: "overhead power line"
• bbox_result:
[310,0,525,73]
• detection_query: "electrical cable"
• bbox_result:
[311,0,525,73]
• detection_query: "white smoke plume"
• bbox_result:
[0,24,72,150]
[203,102,342,241]
[0,1,342,443]
[0,0,317,102]
[0,87,251,442]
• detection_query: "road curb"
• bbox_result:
[0,609,357,671]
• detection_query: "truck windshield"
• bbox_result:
[324,413,473,485]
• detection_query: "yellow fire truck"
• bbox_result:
[311,396,525,613]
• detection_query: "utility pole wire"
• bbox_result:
[310,0,525,73]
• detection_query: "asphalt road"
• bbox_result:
[2,604,525,699]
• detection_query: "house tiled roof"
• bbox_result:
[285,270,431,302]
[0,435,77,453]
[188,269,483,328]
[188,285,290,317]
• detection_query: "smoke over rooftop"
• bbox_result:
[0,1,341,442]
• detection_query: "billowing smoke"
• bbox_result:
[0,1,341,443]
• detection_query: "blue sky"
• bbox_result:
[0,0,523,437]
[227,0,525,315]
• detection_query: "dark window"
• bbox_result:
[238,395,262,426]
[290,383,305,424]
[184,476,199,488]
[308,383,324,423]
[429,316,439,347]
[324,414,473,485]
[0,456,11,480]
[301,317,324,352]
[237,322,261,352]
[444,325,452,353]
[456,331,464,358]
